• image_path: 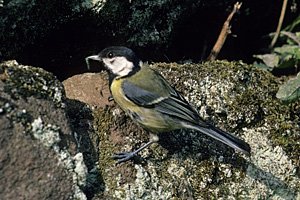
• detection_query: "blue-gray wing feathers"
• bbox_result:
[122,80,203,125]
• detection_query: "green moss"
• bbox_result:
[0,60,65,107]
[93,105,117,170]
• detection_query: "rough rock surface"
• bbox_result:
[1,59,299,199]
[0,60,100,200]
[65,61,300,199]
[63,72,113,108]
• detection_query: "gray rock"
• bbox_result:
[0,60,101,200]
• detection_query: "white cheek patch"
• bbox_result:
[103,56,134,77]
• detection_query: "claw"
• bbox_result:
[112,152,137,164]
[111,139,158,164]
[108,96,114,101]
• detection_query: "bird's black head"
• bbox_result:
[99,46,140,66]
[86,46,141,78]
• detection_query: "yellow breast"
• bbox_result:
[110,78,136,109]
[110,77,179,133]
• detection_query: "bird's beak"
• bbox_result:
[85,55,102,70]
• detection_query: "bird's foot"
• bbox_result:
[112,151,137,164]
[112,140,157,164]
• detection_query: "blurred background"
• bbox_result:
[0,0,299,80]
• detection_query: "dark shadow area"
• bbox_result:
[0,0,132,80]
[158,129,248,171]
[64,99,105,200]
[1,0,298,81]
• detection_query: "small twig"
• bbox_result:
[270,0,288,48]
[207,2,242,61]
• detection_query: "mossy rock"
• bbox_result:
[92,60,300,199]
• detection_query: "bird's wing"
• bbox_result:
[121,68,250,155]
[122,69,207,126]
[122,78,170,107]
[122,79,165,107]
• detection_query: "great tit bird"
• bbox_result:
[86,46,251,164]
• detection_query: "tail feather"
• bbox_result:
[184,123,251,155]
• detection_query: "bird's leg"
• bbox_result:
[112,134,159,164]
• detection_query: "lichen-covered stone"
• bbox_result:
[0,60,102,199]
[89,60,300,199]
[0,60,65,107]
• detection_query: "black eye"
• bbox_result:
[107,52,114,58]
